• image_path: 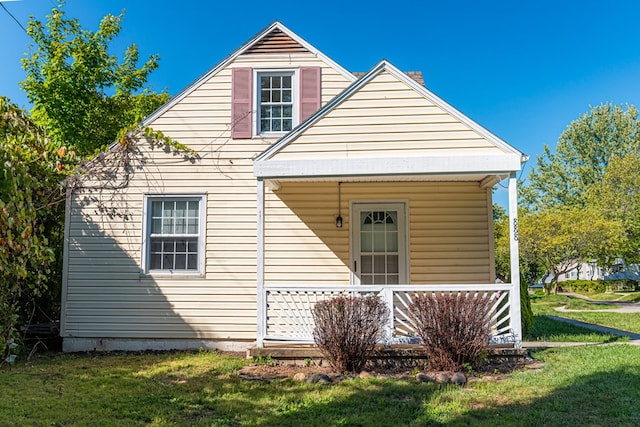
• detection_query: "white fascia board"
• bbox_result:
[254,153,522,179]
[142,21,355,127]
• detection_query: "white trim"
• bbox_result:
[59,187,73,337]
[141,21,355,128]
[256,179,266,348]
[255,154,522,179]
[350,201,409,286]
[508,173,522,340]
[141,193,207,277]
[487,188,496,283]
[253,68,299,137]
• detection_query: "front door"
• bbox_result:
[352,203,407,285]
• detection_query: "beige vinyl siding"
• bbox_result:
[264,181,492,286]
[271,70,508,160]
[63,53,353,342]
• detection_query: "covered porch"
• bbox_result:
[253,165,523,349]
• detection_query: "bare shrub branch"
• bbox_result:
[312,295,388,373]
[409,292,493,371]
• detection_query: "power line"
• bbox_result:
[0,1,28,35]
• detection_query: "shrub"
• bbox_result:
[561,280,606,294]
[520,276,533,335]
[409,292,493,371]
[312,295,388,373]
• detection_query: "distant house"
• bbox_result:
[61,22,526,352]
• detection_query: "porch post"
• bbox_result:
[508,172,522,342]
[256,179,265,348]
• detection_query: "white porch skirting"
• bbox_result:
[258,284,521,348]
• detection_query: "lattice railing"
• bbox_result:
[262,284,518,346]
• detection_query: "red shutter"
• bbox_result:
[231,67,252,138]
[299,66,321,122]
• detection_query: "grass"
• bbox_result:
[1,346,640,426]
[529,293,640,335]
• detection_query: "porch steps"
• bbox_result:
[246,343,527,366]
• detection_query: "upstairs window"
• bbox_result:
[231,67,320,139]
[258,73,294,133]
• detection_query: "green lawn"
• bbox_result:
[530,293,640,335]
[1,346,639,426]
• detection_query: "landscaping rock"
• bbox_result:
[434,372,450,384]
[359,371,373,379]
[451,372,467,386]
[306,373,332,384]
[415,372,432,383]
[292,372,306,382]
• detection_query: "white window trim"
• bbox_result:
[253,68,299,137]
[141,194,207,277]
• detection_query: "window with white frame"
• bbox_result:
[257,72,294,133]
[145,196,204,272]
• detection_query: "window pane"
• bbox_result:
[187,218,198,234]
[373,230,386,252]
[151,218,162,233]
[150,253,161,269]
[261,106,271,118]
[163,241,174,252]
[361,232,372,252]
[361,274,373,285]
[373,275,386,285]
[361,255,373,274]
[272,91,280,102]
[261,76,270,87]
[176,240,187,252]
[152,201,162,217]
[272,120,281,131]
[282,90,291,103]
[387,255,399,274]
[387,274,399,285]
[163,253,173,269]
[283,105,292,118]
[187,254,198,270]
[272,77,281,88]
[260,119,270,132]
[283,119,292,131]
[282,75,291,88]
[174,254,186,269]
[373,255,386,273]
[162,218,173,234]
[387,232,398,252]
[272,106,282,118]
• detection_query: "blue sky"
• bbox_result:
[2,1,640,204]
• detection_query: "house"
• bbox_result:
[61,22,525,352]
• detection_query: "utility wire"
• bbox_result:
[0,2,28,35]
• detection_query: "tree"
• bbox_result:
[21,4,169,156]
[518,207,625,294]
[522,104,640,210]
[0,97,67,363]
[589,152,640,263]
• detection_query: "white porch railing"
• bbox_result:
[259,284,520,348]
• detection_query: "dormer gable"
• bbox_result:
[244,28,309,55]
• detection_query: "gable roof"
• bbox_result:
[255,60,523,163]
[141,21,356,126]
